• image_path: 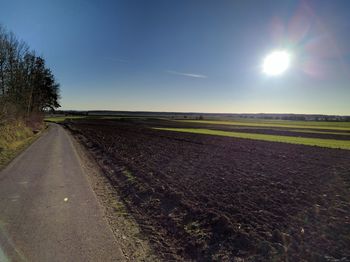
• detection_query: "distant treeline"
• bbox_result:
[0,25,60,121]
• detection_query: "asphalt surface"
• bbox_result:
[0,124,124,262]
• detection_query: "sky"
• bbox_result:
[1,0,350,115]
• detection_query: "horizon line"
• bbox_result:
[54,109,350,117]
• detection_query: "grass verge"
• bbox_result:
[0,121,43,170]
[154,127,350,150]
[44,116,88,123]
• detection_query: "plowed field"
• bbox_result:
[66,119,350,261]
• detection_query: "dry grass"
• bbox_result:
[0,120,37,169]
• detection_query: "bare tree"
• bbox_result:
[0,24,60,121]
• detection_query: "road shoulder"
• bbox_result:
[69,128,159,261]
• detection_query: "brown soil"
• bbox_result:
[66,119,350,261]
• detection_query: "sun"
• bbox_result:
[263,50,291,76]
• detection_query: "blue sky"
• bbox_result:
[1,0,350,114]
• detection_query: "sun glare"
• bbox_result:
[263,50,291,76]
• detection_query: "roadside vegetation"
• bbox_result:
[0,121,43,169]
[0,25,60,167]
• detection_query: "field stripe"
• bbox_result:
[287,129,350,136]
[154,128,350,150]
[176,120,350,131]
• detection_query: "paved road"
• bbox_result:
[0,124,124,262]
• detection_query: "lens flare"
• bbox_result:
[263,50,291,76]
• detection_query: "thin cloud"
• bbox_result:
[104,57,130,63]
[166,70,207,78]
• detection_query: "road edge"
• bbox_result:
[66,126,159,262]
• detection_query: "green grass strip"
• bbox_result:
[176,120,350,131]
[44,116,88,123]
[154,128,350,150]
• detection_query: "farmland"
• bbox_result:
[62,117,350,261]
[178,119,350,131]
[154,128,350,150]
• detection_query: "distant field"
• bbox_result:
[177,119,350,131]
[46,116,350,131]
[287,129,350,136]
[44,115,145,123]
[155,127,350,150]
